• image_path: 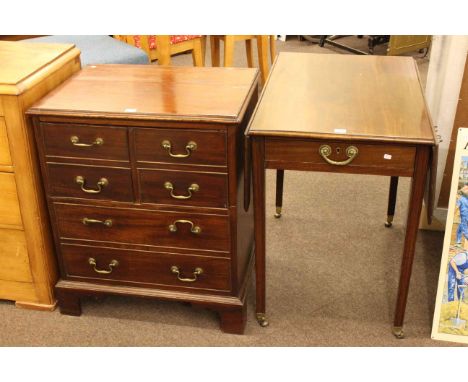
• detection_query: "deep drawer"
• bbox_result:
[139,168,228,208]
[265,139,416,175]
[54,203,230,252]
[134,127,226,166]
[47,163,133,202]
[61,244,231,291]
[41,123,129,161]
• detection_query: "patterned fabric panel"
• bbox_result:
[131,35,201,50]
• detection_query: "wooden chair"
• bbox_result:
[210,35,276,83]
[113,35,206,66]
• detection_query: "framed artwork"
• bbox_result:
[432,128,468,344]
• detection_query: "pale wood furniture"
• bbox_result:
[247,52,437,338]
[387,36,432,56]
[28,65,259,333]
[113,35,206,66]
[0,41,81,310]
[210,35,276,84]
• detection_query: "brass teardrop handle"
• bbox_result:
[168,219,201,234]
[82,217,113,227]
[88,257,119,274]
[164,181,199,200]
[319,145,358,166]
[170,266,203,283]
[161,140,197,158]
[75,176,108,194]
[70,135,104,147]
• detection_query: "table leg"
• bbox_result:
[385,176,399,227]
[252,137,269,327]
[393,147,429,338]
[275,169,284,218]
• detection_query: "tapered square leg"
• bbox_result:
[275,169,284,218]
[385,176,399,227]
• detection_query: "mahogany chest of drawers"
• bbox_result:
[28,65,259,334]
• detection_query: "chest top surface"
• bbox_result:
[27,65,259,124]
[247,52,435,145]
[0,41,78,95]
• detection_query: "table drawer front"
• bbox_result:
[61,244,231,291]
[0,118,12,167]
[0,172,23,227]
[265,139,416,173]
[41,123,129,161]
[54,203,230,252]
[134,128,226,166]
[47,163,133,202]
[139,169,228,208]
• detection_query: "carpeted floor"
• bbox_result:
[0,36,454,346]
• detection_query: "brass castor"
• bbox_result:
[385,215,394,228]
[274,207,282,219]
[392,326,404,339]
[256,313,269,327]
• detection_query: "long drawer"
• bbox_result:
[265,138,416,175]
[47,163,133,202]
[41,123,129,161]
[139,168,228,208]
[54,203,230,253]
[61,243,231,291]
[134,127,226,166]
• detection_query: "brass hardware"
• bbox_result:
[164,181,199,200]
[170,266,203,283]
[82,217,113,227]
[70,135,104,147]
[385,215,394,228]
[168,219,201,234]
[88,257,119,274]
[319,144,358,166]
[75,176,108,194]
[274,207,282,219]
[392,326,404,339]
[256,313,269,327]
[161,139,197,158]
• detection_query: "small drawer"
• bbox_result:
[134,128,226,166]
[61,244,231,291]
[41,123,129,161]
[265,139,416,175]
[47,163,133,202]
[0,118,12,167]
[54,203,230,252]
[139,168,228,208]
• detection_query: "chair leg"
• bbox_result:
[224,35,235,67]
[192,38,204,67]
[269,35,276,63]
[275,169,284,218]
[210,36,220,67]
[155,35,171,66]
[245,39,254,68]
[256,35,270,84]
[385,176,399,227]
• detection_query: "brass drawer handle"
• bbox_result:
[88,257,119,274]
[75,176,109,194]
[170,266,203,283]
[161,140,197,158]
[319,145,358,166]
[70,135,104,147]
[168,219,201,234]
[164,181,199,200]
[82,217,113,227]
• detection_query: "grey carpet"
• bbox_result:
[0,36,452,346]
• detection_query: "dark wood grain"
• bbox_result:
[41,122,129,162]
[53,202,230,253]
[47,163,133,202]
[61,244,232,292]
[134,127,227,166]
[138,168,228,208]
